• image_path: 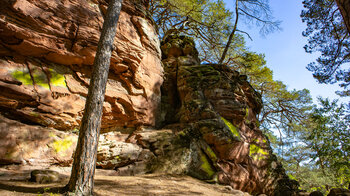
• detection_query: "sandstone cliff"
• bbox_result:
[0,0,163,130]
[0,0,298,195]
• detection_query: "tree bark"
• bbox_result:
[65,0,123,195]
[335,0,350,34]
[219,0,239,64]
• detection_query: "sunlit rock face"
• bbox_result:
[0,114,77,166]
[0,0,163,130]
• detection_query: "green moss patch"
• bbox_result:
[249,144,269,161]
[51,136,74,156]
[200,154,215,177]
[49,69,66,87]
[221,117,241,140]
[204,146,217,163]
[12,68,66,89]
[245,108,249,119]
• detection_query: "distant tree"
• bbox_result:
[282,98,350,192]
[65,0,122,195]
[301,0,350,97]
[305,98,350,186]
[219,0,281,64]
[233,51,313,139]
[283,161,337,193]
[150,0,232,38]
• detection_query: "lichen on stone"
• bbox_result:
[245,108,249,119]
[253,138,267,144]
[249,143,269,161]
[204,146,217,163]
[220,116,241,140]
[11,68,66,89]
[48,69,66,87]
[51,136,74,156]
[200,154,215,178]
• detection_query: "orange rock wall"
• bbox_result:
[0,0,163,130]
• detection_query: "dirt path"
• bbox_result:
[0,166,250,196]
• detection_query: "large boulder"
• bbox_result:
[29,169,62,184]
[0,0,163,131]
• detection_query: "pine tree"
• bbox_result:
[65,0,123,195]
[301,0,350,96]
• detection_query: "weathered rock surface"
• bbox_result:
[0,113,151,170]
[0,114,77,166]
[0,0,163,130]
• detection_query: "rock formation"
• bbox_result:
[146,34,298,195]
[0,0,298,195]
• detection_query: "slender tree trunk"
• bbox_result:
[315,147,326,175]
[65,0,123,195]
[219,0,239,64]
[335,0,350,34]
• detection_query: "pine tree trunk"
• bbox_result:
[65,0,123,195]
[335,0,350,34]
[219,0,239,65]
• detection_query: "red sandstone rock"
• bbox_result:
[0,0,163,130]
[0,114,77,166]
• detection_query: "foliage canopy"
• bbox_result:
[301,0,350,96]
[281,98,350,193]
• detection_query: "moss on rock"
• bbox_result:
[12,68,66,89]
[200,153,216,178]
[249,143,269,161]
[220,117,241,140]
[51,135,75,156]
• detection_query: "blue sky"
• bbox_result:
[223,0,349,103]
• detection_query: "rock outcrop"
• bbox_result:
[0,0,298,195]
[0,0,163,130]
[146,34,297,195]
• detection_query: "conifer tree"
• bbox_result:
[65,0,123,195]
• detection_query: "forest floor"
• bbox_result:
[0,165,249,196]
